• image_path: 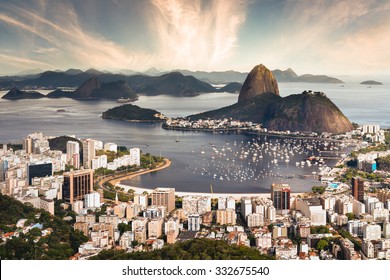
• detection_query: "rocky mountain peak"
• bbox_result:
[238,64,279,103]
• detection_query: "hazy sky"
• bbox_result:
[0,0,389,75]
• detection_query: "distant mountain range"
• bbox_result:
[0,67,343,90]
[166,68,343,84]
[0,70,220,97]
[2,78,138,100]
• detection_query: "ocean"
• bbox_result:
[0,80,389,193]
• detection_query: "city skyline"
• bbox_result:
[0,0,389,76]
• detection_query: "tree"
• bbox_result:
[118,223,131,235]
[317,239,328,251]
[346,213,355,221]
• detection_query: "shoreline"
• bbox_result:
[162,124,350,142]
[111,158,307,199]
[117,182,306,199]
[109,158,172,186]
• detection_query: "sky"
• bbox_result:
[0,0,389,76]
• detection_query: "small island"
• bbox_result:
[102,104,166,122]
[360,80,383,85]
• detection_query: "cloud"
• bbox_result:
[0,53,52,72]
[0,1,154,72]
[149,0,248,70]
[271,0,390,74]
[0,0,248,73]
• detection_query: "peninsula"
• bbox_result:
[188,64,353,134]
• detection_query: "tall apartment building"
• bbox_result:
[66,141,80,169]
[82,139,96,169]
[62,169,94,204]
[241,197,252,219]
[271,183,291,215]
[23,137,33,154]
[151,188,175,213]
[148,218,164,238]
[351,177,364,202]
[216,209,236,225]
[188,214,200,231]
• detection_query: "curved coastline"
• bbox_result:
[114,158,306,199]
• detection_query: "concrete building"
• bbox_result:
[62,169,94,204]
[241,197,252,219]
[271,183,291,215]
[352,177,365,202]
[39,198,54,215]
[72,200,84,214]
[27,161,53,185]
[188,214,200,231]
[165,217,180,237]
[363,223,381,240]
[320,196,336,211]
[216,209,236,225]
[134,193,148,207]
[267,206,276,222]
[372,208,389,223]
[348,220,367,237]
[362,124,380,134]
[129,148,141,166]
[99,215,119,229]
[134,226,147,244]
[82,139,96,169]
[335,196,353,215]
[23,137,33,154]
[148,218,164,238]
[256,233,272,249]
[151,188,175,213]
[362,240,375,259]
[353,200,366,216]
[66,141,80,169]
[76,214,96,227]
[247,213,264,227]
[104,143,117,152]
[384,222,390,239]
[84,191,101,208]
[272,226,288,239]
[295,198,326,226]
[119,231,134,249]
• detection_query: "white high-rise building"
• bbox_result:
[129,148,141,166]
[226,197,236,210]
[66,141,80,169]
[134,193,148,207]
[82,139,96,169]
[104,143,118,152]
[362,125,380,134]
[218,197,227,210]
[241,197,252,220]
[384,222,390,239]
[84,192,101,208]
[247,213,264,227]
[267,206,276,222]
[363,223,381,240]
[188,214,200,231]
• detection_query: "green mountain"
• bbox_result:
[265,91,354,133]
[189,64,353,134]
[102,104,164,122]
